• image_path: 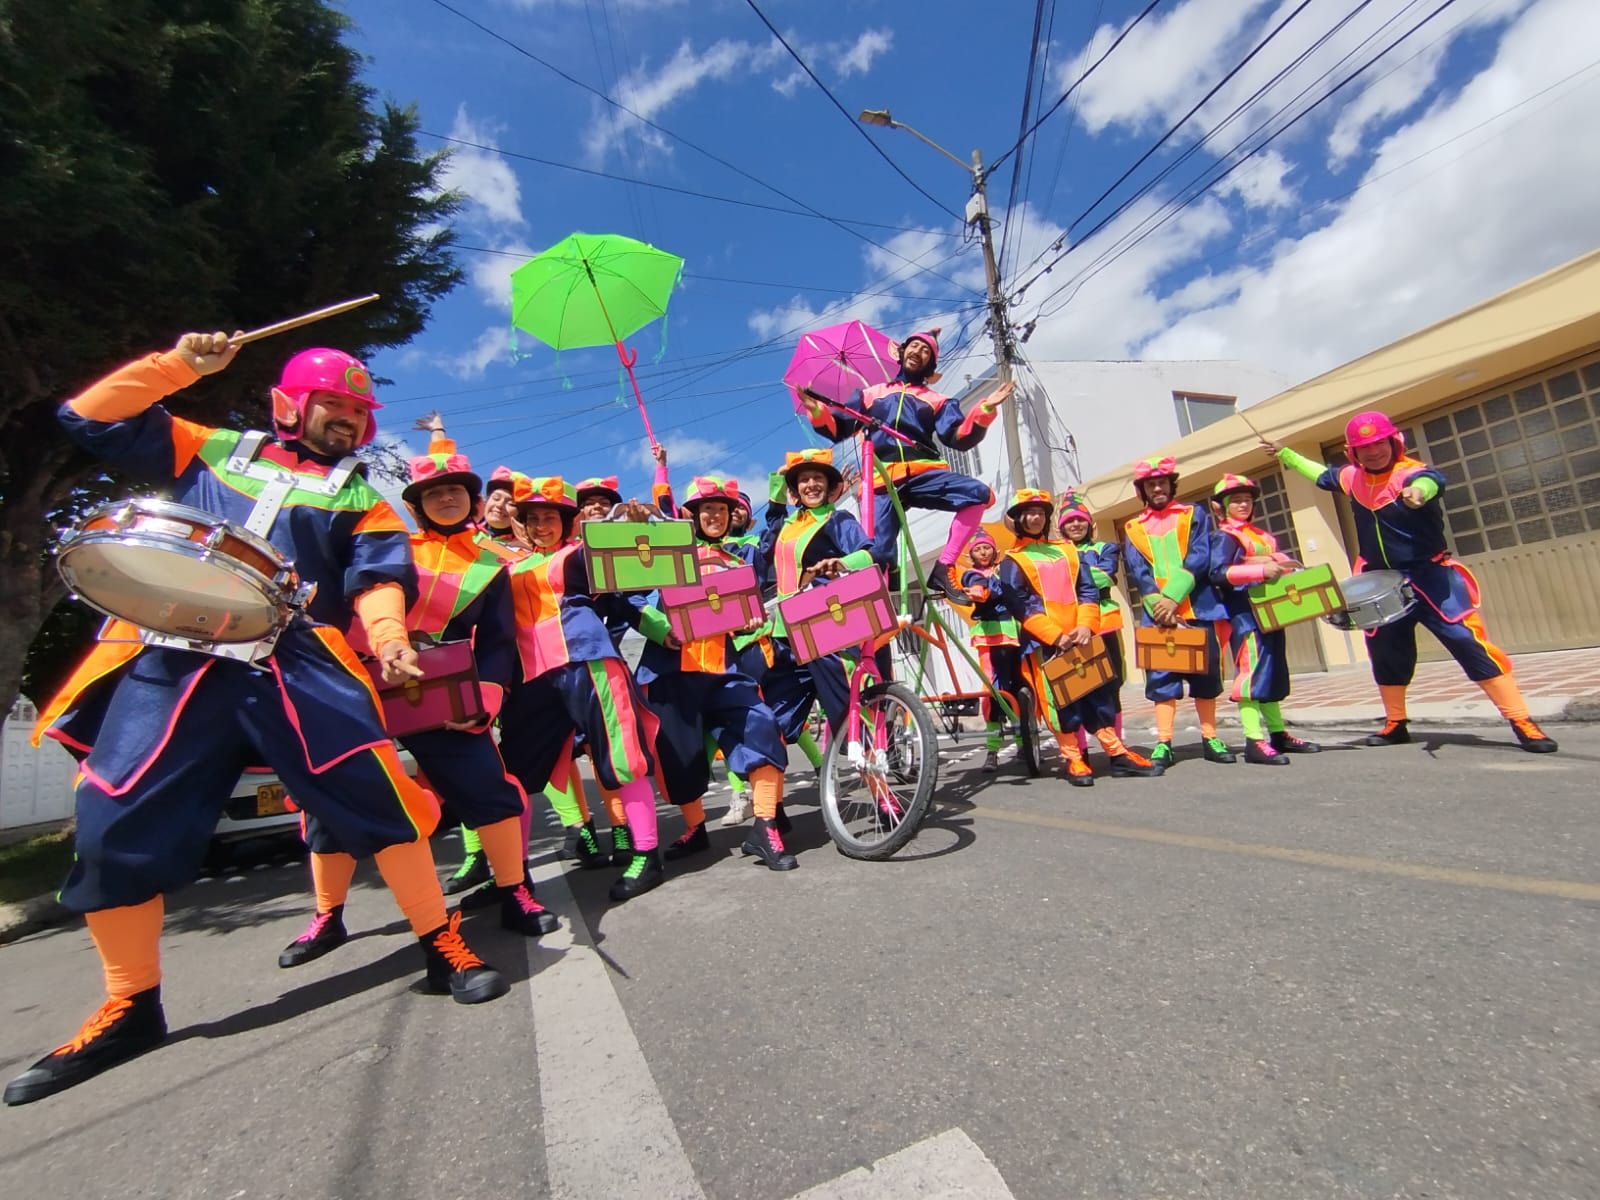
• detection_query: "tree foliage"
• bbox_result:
[0,0,465,709]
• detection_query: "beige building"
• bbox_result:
[1080,248,1600,674]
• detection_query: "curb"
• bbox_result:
[0,893,72,947]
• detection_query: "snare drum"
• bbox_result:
[1322,570,1417,631]
[57,498,304,644]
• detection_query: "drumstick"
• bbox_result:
[233,294,381,346]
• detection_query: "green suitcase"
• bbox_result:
[1247,563,1345,632]
[582,519,702,593]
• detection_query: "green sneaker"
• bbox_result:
[1150,741,1175,766]
[1203,736,1237,764]
[444,851,490,896]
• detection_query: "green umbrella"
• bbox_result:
[510,232,684,449]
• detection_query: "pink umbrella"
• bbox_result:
[782,319,900,414]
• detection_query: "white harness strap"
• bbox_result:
[227,431,363,537]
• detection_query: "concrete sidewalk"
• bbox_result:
[1117,645,1600,730]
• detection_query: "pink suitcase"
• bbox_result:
[777,568,898,664]
[661,565,765,644]
[365,639,486,737]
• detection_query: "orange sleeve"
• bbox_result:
[353,581,409,652]
[1023,613,1065,644]
[68,351,199,421]
[354,501,409,535]
[1075,603,1101,634]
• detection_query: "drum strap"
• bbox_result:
[227,430,363,537]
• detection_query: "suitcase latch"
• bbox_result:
[707,588,722,614]
[827,597,846,625]
[635,535,654,567]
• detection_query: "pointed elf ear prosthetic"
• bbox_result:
[271,387,300,430]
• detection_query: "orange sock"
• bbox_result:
[1477,673,1529,721]
[750,764,783,820]
[1054,733,1085,763]
[1154,700,1177,742]
[1195,698,1218,740]
[372,839,448,937]
[85,897,164,999]
[574,789,591,823]
[1095,728,1128,756]
[601,784,628,829]
[681,798,706,827]
[1379,683,1409,723]
[475,815,526,887]
[311,851,357,914]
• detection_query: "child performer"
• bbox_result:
[1057,490,1125,755]
[961,530,1022,773]
[279,432,558,969]
[1207,474,1322,766]
[1266,415,1557,752]
[497,477,670,901]
[799,329,1012,606]
[1122,457,1236,769]
[635,476,795,870]
[482,466,532,551]
[1001,490,1163,785]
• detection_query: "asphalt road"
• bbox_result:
[3,721,1600,1199]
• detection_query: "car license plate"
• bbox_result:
[255,783,288,817]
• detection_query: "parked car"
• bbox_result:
[211,749,419,859]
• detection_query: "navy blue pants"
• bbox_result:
[58,647,432,913]
[1367,603,1510,685]
[760,638,853,742]
[870,470,994,569]
[1226,622,1291,703]
[647,670,788,806]
[1078,630,1125,729]
[498,658,658,794]
[305,725,525,854]
[1140,622,1225,702]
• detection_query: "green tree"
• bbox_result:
[0,0,464,712]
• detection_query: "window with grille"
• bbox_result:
[1347,354,1600,558]
[945,444,981,476]
[1252,469,1303,559]
[1173,391,1237,436]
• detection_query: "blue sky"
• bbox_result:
[343,0,1600,499]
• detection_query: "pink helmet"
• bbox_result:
[1345,411,1402,450]
[273,348,382,449]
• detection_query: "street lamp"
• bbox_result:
[857,108,1027,491]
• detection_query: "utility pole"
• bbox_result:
[967,148,1027,492]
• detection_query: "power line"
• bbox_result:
[997,0,1050,279]
[421,0,980,295]
[986,0,1169,174]
[739,0,963,221]
[420,132,961,240]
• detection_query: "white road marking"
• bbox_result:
[787,1128,1016,1200]
[526,857,707,1200]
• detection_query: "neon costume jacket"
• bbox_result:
[960,566,1020,647]
[503,540,642,680]
[807,377,997,487]
[39,352,415,781]
[402,530,520,690]
[998,537,1101,654]
[634,537,761,682]
[1279,447,1473,620]
[755,500,874,634]
[1077,540,1124,634]
[1209,520,1293,635]
[1122,502,1226,623]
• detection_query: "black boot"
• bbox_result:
[443,849,490,895]
[1270,730,1321,754]
[663,822,710,861]
[3,987,167,1106]
[1510,718,1558,754]
[277,905,349,968]
[1244,739,1290,766]
[457,874,502,911]
[564,819,610,870]
[1108,751,1163,778]
[420,913,508,1004]
[1202,736,1237,764]
[924,561,969,607]
[500,880,560,936]
[609,849,666,901]
[1365,719,1411,746]
[774,801,793,836]
[742,817,799,870]
[609,823,634,868]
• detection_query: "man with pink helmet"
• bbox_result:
[9,334,509,1108]
[1267,412,1556,752]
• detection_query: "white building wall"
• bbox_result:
[1,700,77,831]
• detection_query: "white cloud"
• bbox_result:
[1213,147,1295,209]
[837,29,892,76]
[772,28,892,97]
[1020,0,1600,381]
[441,326,512,380]
[584,38,768,164]
[437,106,526,229]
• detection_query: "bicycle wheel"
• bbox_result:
[1014,685,1042,778]
[818,681,939,860]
